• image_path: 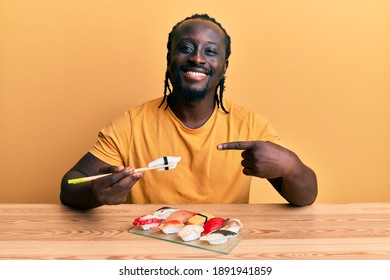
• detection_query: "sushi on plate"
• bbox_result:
[165,210,196,223]
[187,213,214,226]
[220,218,243,233]
[132,215,163,230]
[151,220,184,234]
[201,217,226,235]
[178,225,204,242]
[153,206,179,219]
[200,232,228,245]
[200,229,236,245]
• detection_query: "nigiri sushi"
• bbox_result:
[187,213,214,226]
[153,206,179,219]
[220,218,243,233]
[213,229,237,238]
[200,232,228,245]
[132,214,163,230]
[200,229,237,245]
[165,210,196,223]
[178,225,204,242]
[151,220,184,234]
[201,217,226,235]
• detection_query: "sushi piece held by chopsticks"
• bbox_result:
[67,156,181,184]
[147,156,181,171]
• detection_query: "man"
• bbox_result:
[61,14,317,209]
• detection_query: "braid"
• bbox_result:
[162,14,231,113]
[159,69,172,109]
[215,77,229,113]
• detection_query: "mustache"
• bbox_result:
[178,64,214,75]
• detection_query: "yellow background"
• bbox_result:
[1,0,389,203]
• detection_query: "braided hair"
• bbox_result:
[159,14,231,113]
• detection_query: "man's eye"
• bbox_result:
[178,45,193,53]
[205,49,218,55]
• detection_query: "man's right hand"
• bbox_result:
[60,152,142,209]
[90,165,143,205]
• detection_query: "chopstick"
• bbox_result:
[67,164,174,184]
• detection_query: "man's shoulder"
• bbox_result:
[130,97,163,111]
[108,97,163,124]
[122,97,164,119]
[223,99,257,116]
[222,99,269,124]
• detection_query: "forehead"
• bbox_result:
[172,19,226,47]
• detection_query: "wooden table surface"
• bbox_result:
[1,203,389,260]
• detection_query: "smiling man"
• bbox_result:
[61,14,318,209]
[168,18,227,106]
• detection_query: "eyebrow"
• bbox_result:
[176,38,220,47]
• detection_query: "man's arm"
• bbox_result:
[267,157,318,206]
[60,152,142,209]
[217,141,317,206]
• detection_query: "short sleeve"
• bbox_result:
[89,111,132,166]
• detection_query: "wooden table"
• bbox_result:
[0,203,389,260]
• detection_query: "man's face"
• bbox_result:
[168,19,228,103]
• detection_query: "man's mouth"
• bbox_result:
[181,68,209,82]
[185,71,207,77]
[179,65,210,78]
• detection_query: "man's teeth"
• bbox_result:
[186,71,206,77]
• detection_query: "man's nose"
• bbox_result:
[189,50,206,64]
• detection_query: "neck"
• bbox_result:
[167,92,216,129]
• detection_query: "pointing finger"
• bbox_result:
[217,141,256,150]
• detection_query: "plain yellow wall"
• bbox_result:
[1,0,389,203]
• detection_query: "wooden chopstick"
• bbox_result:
[67,164,175,184]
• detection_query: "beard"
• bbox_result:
[173,79,208,103]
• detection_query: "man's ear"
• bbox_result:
[223,59,229,75]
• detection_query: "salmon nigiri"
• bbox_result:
[165,210,196,223]
[151,220,184,234]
